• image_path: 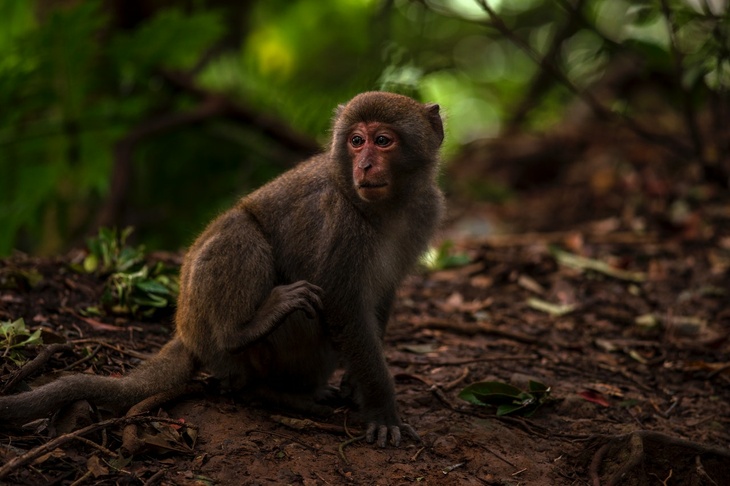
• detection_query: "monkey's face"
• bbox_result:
[347,121,398,202]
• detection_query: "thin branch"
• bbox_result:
[162,71,320,155]
[473,0,694,157]
[507,0,587,130]
[658,0,705,163]
[94,71,320,230]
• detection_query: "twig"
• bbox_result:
[247,429,328,454]
[72,436,116,458]
[391,354,537,367]
[708,362,730,379]
[143,469,167,486]
[121,383,203,455]
[411,446,425,461]
[495,415,549,438]
[69,470,93,486]
[343,411,357,440]
[70,339,153,360]
[413,319,538,344]
[442,367,470,391]
[338,435,365,464]
[430,385,458,411]
[462,436,520,469]
[1,343,73,393]
[0,416,185,480]
[60,344,102,372]
[270,414,362,437]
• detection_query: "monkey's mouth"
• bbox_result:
[357,182,388,189]
[356,181,389,202]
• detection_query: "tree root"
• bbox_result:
[588,430,730,486]
[121,383,203,456]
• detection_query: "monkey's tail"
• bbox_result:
[0,338,196,422]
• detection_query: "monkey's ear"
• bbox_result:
[334,104,346,119]
[425,103,444,146]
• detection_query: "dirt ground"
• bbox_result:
[1,151,730,485]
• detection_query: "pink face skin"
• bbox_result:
[347,122,398,202]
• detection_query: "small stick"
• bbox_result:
[60,345,102,372]
[1,343,73,393]
[338,435,365,464]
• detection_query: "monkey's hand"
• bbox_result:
[230,281,323,353]
[259,280,324,322]
[365,410,421,448]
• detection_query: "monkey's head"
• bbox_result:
[332,92,444,204]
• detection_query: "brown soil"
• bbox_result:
[1,156,730,485]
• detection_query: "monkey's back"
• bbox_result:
[175,151,442,389]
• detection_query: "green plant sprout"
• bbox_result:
[0,318,43,365]
[79,227,179,318]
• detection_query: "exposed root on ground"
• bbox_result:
[588,430,730,486]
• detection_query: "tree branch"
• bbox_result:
[506,0,587,130]
[94,73,320,230]
[474,0,694,157]
[658,0,705,163]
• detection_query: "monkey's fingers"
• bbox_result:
[280,281,324,319]
[387,426,402,447]
[365,423,388,447]
[365,423,405,448]
[293,281,325,309]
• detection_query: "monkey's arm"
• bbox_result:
[339,292,394,400]
[178,209,323,358]
[223,280,323,354]
[333,303,418,447]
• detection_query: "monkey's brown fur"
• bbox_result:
[0,92,444,447]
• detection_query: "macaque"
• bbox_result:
[0,92,445,447]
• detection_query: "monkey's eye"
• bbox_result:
[375,135,392,147]
[351,135,365,147]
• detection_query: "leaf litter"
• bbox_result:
[1,187,730,484]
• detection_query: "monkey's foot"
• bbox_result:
[366,418,421,448]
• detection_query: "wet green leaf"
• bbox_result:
[459,380,551,417]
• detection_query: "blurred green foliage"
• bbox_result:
[77,227,180,318]
[0,0,727,255]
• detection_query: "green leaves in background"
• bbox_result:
[421,240,471,271]
[82,226,142,274]
[79,227,179,318]
[1,0,728,256]
[458,380,551,417]
[111,8,224,84]
[0,318,43,365]
[0,1,226,256]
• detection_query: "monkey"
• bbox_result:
[0,92,444,448]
